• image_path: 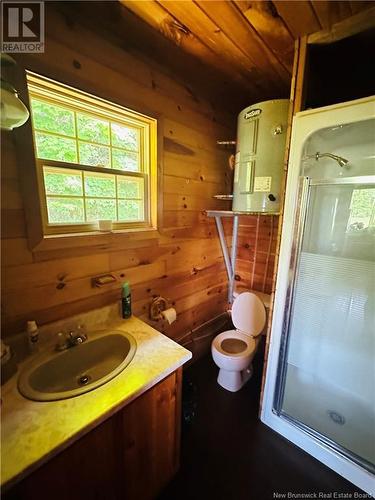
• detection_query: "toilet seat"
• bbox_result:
[231,292,266,338]
[213,330,256,358]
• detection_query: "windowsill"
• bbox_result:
[31,227,160,252]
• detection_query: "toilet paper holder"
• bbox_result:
[149,296,169,321]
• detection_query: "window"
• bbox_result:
[26,72,157,234]
[347,188,375,232]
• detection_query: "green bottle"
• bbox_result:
[121,282,132,319]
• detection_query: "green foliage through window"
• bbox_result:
[118,200,143,221]
[86,198,116,222]
[44,169,82,196]
[347,188,375,230]
[112,148,138,171]
[43,167,144,225]
[77,113,110,145]
[31,99,75,137]
[78,142,110,169]
[47,198,84,224]
[30,98,140,171]
[35,132,77,163]
[111,123,138,151]
[84,173,115,198]
[27,72,155,232]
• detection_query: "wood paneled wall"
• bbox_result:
[1,6,278,354]
[235,215,278,294]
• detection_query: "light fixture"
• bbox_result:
[1,54,30,131]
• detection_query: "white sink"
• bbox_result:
[18,331,136,401]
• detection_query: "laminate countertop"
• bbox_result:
[1,316,191,489]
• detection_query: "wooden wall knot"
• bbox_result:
[56,273,67,290]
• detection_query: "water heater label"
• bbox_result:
[254,176,272,192]
[244,108,262,120]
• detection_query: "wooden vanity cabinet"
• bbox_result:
[4,368,182,500]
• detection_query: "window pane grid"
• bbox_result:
[31,98,141,172]
[33,125,140,154]
[45,200,144,224]
[45,194,143,200]
[43,166,145,224]
[34,129,140,170]
[27,72,156,233]
[33,126,139,154]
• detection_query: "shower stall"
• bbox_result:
[261,96,375,495]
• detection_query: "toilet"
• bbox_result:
[211,292,266,392]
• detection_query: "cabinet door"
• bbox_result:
[4,369,182,500]
[117,368,182,499]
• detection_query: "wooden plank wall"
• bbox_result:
[1,7,278,355]
[235,215,278,294]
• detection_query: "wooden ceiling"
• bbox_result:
[119,1,374,108]
[55,2,374,114]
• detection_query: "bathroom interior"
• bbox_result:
[1,1,374,499]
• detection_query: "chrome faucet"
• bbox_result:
[55,327,88,351]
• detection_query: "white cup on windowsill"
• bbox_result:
[98,220,113,232]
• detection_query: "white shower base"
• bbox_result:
[282,364,375,468]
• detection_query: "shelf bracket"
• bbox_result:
[207,211,239,304]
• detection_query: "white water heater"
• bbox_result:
[233,99,289,213]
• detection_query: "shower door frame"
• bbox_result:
[261,96,375,496]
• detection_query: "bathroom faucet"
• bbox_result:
[55,327,88,351]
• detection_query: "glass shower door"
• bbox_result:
[274,176,375,472]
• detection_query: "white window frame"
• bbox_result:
[26,71,158,235]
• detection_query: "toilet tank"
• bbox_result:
[233,99,289,213]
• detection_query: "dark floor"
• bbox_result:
[159,345,368,500]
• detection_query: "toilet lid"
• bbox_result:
[231,292,266,337]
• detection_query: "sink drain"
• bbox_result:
[77,374,91,386]
[327,410,346,425]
